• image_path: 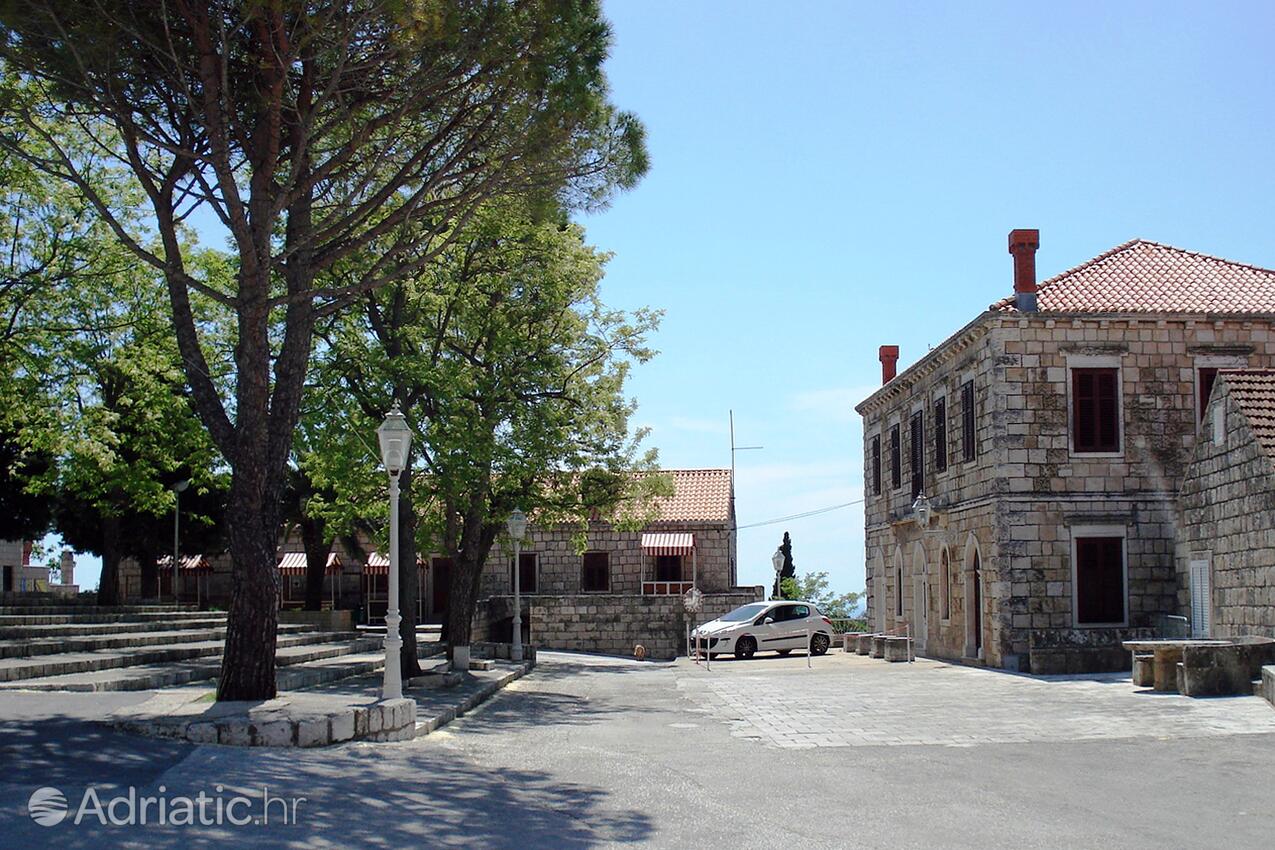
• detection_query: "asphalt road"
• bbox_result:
[1,652,1272,848]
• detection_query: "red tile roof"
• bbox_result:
[992,240,1275,314]
[1216,370,1275,465]
[649,469,733,523]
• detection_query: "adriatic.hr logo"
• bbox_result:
[26,784,306,827]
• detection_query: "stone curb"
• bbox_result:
[115,697,418,748]
[414,659,536,738]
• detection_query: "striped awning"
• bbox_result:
[277,552,341,576]
[641,532,694,556]
[362,553,427,576]
[157,554,212,573]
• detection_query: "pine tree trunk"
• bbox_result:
[97,515,121,606]
[398,465,423,679]
[216,468,281,701]
[300,515,328,611]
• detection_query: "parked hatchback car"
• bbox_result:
[691,600,834,659]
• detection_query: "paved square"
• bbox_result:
[677,651,1275,748]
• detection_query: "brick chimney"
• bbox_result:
[1008,228,1040,312]
[22,541,32,566]
[879,345,900,384]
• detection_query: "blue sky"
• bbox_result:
[59,2,1275,596]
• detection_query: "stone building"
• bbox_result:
[0,539,49,594]
[1177,370,1275,638]
[474,468,763,659]
[856,230,1275,673]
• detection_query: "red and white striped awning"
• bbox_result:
[362,553,427,576]
[158,554,212,573]
[277,552,341,576]
[640,532,695,556]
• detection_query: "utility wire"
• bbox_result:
[737,498,864,530]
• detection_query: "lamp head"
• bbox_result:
[506,508,528,541]
[771,548,784,573]
[377,403,413,475]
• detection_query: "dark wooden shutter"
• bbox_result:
[934,397,947,472]
[582,552,609,592]
[890,425,901,489]
[1075,537,1125,624]
[961,381,976,462]
[511,553,536,593]
[1197,367,1218,422]
[910,411,924,499]
[871,435,881,495]
[1073,368,1119,452]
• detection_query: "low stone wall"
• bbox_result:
[478,589,763,660]
[1028,627,1155,674]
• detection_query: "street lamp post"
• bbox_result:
[506,508,528,662]
[171,480,189,603]
[377,404,413,701]
[772,548,784,599]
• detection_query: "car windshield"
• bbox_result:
[719,603,770,622]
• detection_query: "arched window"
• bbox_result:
[940,548,951,620]
[894,549,904,618]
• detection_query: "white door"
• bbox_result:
[1189,558,1212,638]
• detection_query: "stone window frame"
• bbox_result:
[938,544,952,624]
[908,398,926,500]
[1065,354,1125,459]
[1193,354,1246,434]
[932,389,949,478]
[580,551,610,593]
[959,369,978,467]
[1069,523,1129,628]
[509,551,539,595]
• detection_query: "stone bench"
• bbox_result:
[883,636,913,663]
[870,635,887,659]
[1131,652,1155,688]
[841,632,869,652]
[856,634,875,655]
[1178,639,1275,697]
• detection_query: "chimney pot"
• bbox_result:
[1008,228,1040,312]
[879,345,900,385]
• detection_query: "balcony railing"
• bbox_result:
[642,580,694,596]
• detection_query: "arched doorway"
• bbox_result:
[963,534,983,660]
[912,542,927,653]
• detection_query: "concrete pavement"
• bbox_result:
[0,650,1272,848]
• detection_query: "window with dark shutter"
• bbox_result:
[655,554,682,582]
[1197,367,1218,423]
[910,410,924,499]
[1072,368,1120,452]
[890,425,901,489]
[961,381,976,462]
[510,552,537,594]
[1075,537,1125,624]
[934,397,947,473]
[871,435,881,495]
[581,552,609,592]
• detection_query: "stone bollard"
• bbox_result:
[842,632,867,652]
[857,634,874,655]
[1132,652,1154,688]
[883,636,912,663]
[870,636,886,659]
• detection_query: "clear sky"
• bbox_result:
[58,1,1275,596]
[578,0,1275,599]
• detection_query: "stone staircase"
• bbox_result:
[0,604,437,692]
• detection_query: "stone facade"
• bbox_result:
[858,236,1275,673]
[1177,372,1275,638]
[0,539,49,594]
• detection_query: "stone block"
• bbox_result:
[296,717,330,748]
[330,711,355,743]
[368,705,383,734]
[883,637,912,662]
[252,719,294,748]
[218,721,251,747]
[187,722,218,744]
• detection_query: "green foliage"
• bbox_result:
[779,572,864,619]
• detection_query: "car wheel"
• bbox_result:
[777,649,793,656]
[735,636,757,660]
[810,632,830,656]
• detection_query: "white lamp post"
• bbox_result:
[506,508,528,662]
[377,403,413,701]
[171,480,189,603]
[772,548,784,599]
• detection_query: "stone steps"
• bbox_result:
[0,622,315,659]
[0,604,196,616]
[0,637,389,692]
[0,610,223,627]
[0,617,229,640]
[0,631,374,683]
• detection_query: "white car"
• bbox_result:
[691,600,834,659]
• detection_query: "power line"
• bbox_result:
[737,499,864,530]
